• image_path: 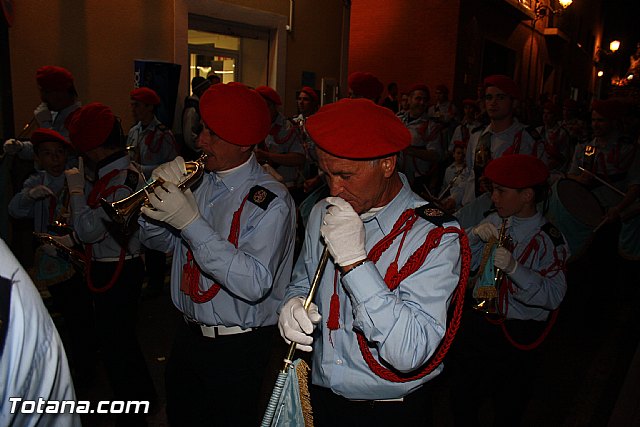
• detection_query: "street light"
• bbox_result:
[610,40,620,53]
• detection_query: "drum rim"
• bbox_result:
[555,178,604,228]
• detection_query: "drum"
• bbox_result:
[546,179,604,261]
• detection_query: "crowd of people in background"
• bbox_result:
[1,63,639,427]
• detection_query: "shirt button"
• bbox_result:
[336,359,343,365]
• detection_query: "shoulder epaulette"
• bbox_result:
[248,185,277,210]
[0,276,12,358]
[124,169,140,191]
[415,203,457,227]
[542,222,564,246]
[525,125,543,141]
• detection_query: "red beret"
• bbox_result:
[484,75,521,100]
[31,128,70,148]
[305,98,410,159]
[408,84,430,98]
[255,86,282,105]
[591,98,628,120]
[67,103,116,153]
[484,154,548,189]
[452,140,467,149]
[130,87,160,105]
[348,71,384,101]
[36,66,74,92]
[300,86,319,103]
[200,83,271,146]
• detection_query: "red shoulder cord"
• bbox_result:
[182,193,249,303]
[488,230,566,350]
[328,209,472,383]
[82,169,132,293]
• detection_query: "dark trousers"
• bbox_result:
[310,382,434,427]
[165,321,276,427]
[143,246,166,290]
[449,310,545,427]
[48,272,96,384]
[91,258,157,426]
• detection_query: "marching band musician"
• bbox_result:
[65,103,157,426]
[138,83,297,426]
[126,87,179,177]
[279,98,466,425]
[8,128,95,385]
[3,65,81,160]
[466,75,540,200]
[127,86,179,297]
[535,101,572,182]
[450,154,569,426]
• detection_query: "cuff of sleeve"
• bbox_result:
[341,262,387,303]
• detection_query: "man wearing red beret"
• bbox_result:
[466,75,541,201]
[254,85,306,199]
[448,98,481,155]
[428,84,458,153]
[450,154,569,426]
[65,102,157,424]
[127,87,179,298]
[138,83,297,426]
[3,65,81,160]
[397,84,443,194]
[279,98,469,425]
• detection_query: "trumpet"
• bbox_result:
[33,232,86,271]
[472,218,508,315]
[100,154,207,230]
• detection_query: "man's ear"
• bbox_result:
[240,145,253,153]
[380,155,397,178]
[521,187,535,203]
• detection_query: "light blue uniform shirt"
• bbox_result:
[70,152,143,260]
[466,212,569,321]
[126,116,178,177]
[9,172,66,232]
[0,238,80,427]
[139,154,296,327]
[284,176,462,400]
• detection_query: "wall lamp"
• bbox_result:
[534,0,573,18]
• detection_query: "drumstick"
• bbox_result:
[592,217,609,234]
[578,167,626,197]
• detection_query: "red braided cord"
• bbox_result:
[84,174,130,293]
[356,211,471,383]
[187,194,248,303]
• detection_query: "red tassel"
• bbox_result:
[327,293,340,330]
[384,261,398,287]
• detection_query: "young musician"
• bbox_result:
[65,103,156,424]
[450,154,569,426]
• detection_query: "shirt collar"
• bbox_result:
[482,118,522,137]
[361,173,414,235]
[209,153,259,192]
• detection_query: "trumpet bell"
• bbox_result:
[100,155,207,231]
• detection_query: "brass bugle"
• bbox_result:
[100,154,207,230]
[472,218,508,315]
[33,232,86,271]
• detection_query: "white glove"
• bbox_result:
[494,247,517,274]
[34,102,53,127]
[140,182,200,230]
[320,197,367,266]
[3,139,24,155]
[28,185,55,200]
[151,156,187,184]
[473,222,498,242]
[278,297,322,352]
[65,157,85,195]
